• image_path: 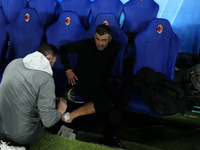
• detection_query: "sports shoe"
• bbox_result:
[99,132,126,149]
[64,87,85,104]
[0,141,26,150]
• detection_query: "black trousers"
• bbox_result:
[74,78,128,134]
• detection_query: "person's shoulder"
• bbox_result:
[111,39,118,45]
[35,70,54,84]
[82,38,95,48]
[8,58,23,66]
[69,38,94,46]
[83,38,94,43]
[109,39,119,49]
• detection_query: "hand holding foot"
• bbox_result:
[57,97,67,115]
[62,112,73,123]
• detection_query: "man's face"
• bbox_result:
[94,33,112,51]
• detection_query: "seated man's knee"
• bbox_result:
[94,97,113,114]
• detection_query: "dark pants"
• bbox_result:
[74,78,128,134]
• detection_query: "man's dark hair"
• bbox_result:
[37,44,59,57]
[95,24,111,36]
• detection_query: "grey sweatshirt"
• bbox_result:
[0,52,61,145]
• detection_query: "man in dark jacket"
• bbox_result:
[60,24,128,149]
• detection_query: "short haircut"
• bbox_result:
[37,44,59,57]
[95,24,111,36]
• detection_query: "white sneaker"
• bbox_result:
[0,141,26,150]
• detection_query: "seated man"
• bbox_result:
[0,44,67,146]
[60,24,128,149]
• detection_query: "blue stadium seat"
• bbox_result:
[0,64,7,83]
[89,0,123,27]
[1,0,27,23]
[83,13,128,79]
[6,7,44,62]
[0,7,8,62]
[46,10,86,95]
[127,18,182,115]
[0,7,8,83]
[123,0,159,58]
[28,0,59,29]
[60,0,91,29]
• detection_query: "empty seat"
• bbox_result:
[1,0,27,23]
[60,0,91,29]
[89,0,123,27]
[28,0,59,29]
[6,7,45,62]
[127,18,182,115]
[123,0,159,58]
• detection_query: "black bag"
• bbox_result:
[124,67,188,115]
[143,79,187,116]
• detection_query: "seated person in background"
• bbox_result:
[60,24,128,149]
[0,44,67,146]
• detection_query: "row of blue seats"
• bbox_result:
[0,0,160,61]
[0,0,181,116]
[0,7,128,85]
[0,0,159,30]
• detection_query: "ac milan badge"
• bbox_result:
[103,20,109,26]
[65,16,71,26]
[25,13,30,22]
[157,24,163,34]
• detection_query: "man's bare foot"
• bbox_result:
[57,97,67,115]
[62,113,73,123]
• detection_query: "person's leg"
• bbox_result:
[63,101,95,123]
[63,79,112,123]
[101,81,129,134]
[70,80,127,148]
[96,81,128,149]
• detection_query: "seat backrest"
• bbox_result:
[46,10,86,93]
[6,7,44,62]
[46,10,86,70]
[127,18,181,116]
[0,7,8,62]
[0,64,7,83]
[133,18,182,81]
[123,0,159,33]
[90,0,123,26]
[123,0,159,58]
[60,0,91,29]
[28,0,58,29]
[83,13,128,78]
[1,0,27,23]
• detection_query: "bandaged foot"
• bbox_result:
[63,112,70,121]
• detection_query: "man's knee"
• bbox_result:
[93,97,113,114]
